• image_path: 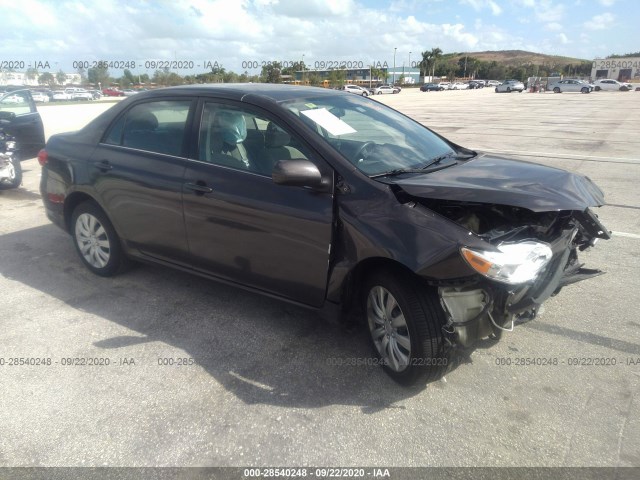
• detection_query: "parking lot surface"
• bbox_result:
[1,88,639,467]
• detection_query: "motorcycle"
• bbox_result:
[0,121,21,189]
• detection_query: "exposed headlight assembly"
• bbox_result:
[461,241,553,285]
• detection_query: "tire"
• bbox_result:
[581,87,589,94]
[363,270,450,385]
[620,86,629,92]
[595,86,601,91]
[506,87,511,93]
[553,87,560,93]
[0,155,22,190]
[376,91,382,95]
[362,92,368,97]
[71,201,128,277]
[495,88,499,93]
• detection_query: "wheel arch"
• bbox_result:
[63,192,104,233]
[337,256,424,323]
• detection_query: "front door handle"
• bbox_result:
[93,160,113,171]
[184,182,213,195]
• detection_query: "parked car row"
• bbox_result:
[419,80,501,92]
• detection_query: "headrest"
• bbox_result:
[215,111,247,145]
[126,108,158,131]
[265,121,291,148]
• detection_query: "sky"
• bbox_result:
[1,0,637,75]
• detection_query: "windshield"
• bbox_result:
[280,93,455,176]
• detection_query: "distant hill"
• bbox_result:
[444,50,589,66]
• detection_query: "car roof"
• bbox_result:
[139,84,346,103]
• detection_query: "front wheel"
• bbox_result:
[595,86,601,91]
[506,87,511,93]
[71,201,128,277]
[553,87,560,93]
[581,87,589,94]
[0,155,22,190]
[364,270,450,385]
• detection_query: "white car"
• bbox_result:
[486,80,501,87]
[372,85,400,95]
[341,84,369,96]
[31,92,50,102]
[450,82,469,90]
[593,79,631,91]
[495,80,525,93]
[65,88,93,100]
[548,79,594,94]
[437,82,451,90]
[52,90,72,101]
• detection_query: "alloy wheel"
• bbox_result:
[75,213,111,268]
[367,286,411,372]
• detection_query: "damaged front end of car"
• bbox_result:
[426,200,610,346]
[386,155,611,348]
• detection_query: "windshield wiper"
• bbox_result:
[369,168,431,179]
[369,151,476,179]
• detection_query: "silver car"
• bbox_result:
[495,80,525,93]
[372,85,400,95]
[549,79,594,94]
[341,84,369,96]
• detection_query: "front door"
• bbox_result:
[182,100,334,307]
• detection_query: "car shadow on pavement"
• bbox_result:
[0,223,458,411]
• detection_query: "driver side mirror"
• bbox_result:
[272,160,328,190]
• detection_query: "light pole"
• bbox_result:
[393,47,397,84]
[302,54,305,85]
[408,51,412,84]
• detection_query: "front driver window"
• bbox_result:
[198,103,310,176]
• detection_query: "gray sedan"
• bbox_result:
[549,79,594,93]
[495,80,524,93]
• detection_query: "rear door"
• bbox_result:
[90,98,195,263]
[0,90,45,159]
[182,99,334,307]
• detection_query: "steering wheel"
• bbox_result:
[353,141,376,163]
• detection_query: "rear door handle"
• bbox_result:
[93,160,113,171]
[184,182,213,194]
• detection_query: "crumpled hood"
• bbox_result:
[385,154,606,212]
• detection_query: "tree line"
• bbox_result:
[21,49,637,89]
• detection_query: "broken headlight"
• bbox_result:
[461,241,553,285]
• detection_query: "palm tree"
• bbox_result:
[430,47,443,79]
[420,50,432,80]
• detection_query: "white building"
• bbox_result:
[591,57,640,82]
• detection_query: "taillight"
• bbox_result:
[37,149,48,166]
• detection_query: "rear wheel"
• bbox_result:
[0,155,22,190]
[553,87,561,93]
[595,86,601,91]
[364,270,450,385]
[71,201,128,277]
[506,87,511,93]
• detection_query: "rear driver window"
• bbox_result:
[103,100,191,156]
